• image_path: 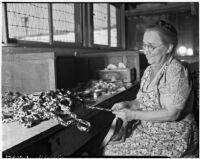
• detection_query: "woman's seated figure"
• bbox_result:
[103,20,199,158]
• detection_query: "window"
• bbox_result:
[110,5,117,47]
[5,3,80,44]
[7,3,49,43]
[93,3,118,47]
[93,3,108,45]
[4,3,122,48]
[52,3,75,42]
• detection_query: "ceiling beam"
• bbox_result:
[125,3,198,16]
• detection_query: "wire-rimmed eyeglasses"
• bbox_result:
[142,43,163,52]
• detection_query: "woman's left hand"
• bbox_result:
[112,108,135,123]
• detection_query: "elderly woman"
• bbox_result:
[104,20,199,157]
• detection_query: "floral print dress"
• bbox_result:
[104,57,199,157]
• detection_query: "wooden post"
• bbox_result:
[2,3,9,44]
[120,4,126,49]
[108,4,111,47]
[48,3,53,45]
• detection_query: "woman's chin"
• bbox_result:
[146,57,154,64]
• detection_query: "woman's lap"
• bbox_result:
[104,118,198,157]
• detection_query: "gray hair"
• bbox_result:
[145,20,178,53]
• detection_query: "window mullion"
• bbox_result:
[88,3,93,47]
[82,3,93,47]
[120,4,125,49]
[48,3,53,45]
[82,3,87,47]
[3,3,9,44]
[74,4,82,43]
[108,4,111,47]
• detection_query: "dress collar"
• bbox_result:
[142,56,173,92]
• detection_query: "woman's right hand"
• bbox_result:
[111,101,129,111]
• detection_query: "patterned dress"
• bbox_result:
[104,57,199,157]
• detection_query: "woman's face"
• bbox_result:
[143,30,170,66]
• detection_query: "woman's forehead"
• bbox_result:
[143,30,162,45]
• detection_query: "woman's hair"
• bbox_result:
[145,20,178,53]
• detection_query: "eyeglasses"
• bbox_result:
[142,43,163,52]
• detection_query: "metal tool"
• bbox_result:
[86,105,112,112]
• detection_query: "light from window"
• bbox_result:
[110,5,117,47]
[52,3,75,42]
[187,48,193,56]
[93,3,108,45]
[177,46,194,56]
[7,3,49,42]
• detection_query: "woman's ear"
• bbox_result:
[167,44,173,54]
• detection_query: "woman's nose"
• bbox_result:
[143,49,150,55]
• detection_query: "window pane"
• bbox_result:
[93,3,108,45]
[110,5,117,47]
[2,5,6,43]
[7,3,49,42]
[52,3,75,42]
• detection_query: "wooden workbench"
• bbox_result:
[2,82,140,157]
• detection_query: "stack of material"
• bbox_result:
[2,90,91,132]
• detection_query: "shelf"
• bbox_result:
[2,82,140,157]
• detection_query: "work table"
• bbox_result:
[2,82,140,157]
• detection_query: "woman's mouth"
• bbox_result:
[146,54,155,59]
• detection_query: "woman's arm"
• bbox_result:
[113,61,191,123]
[126,99,141,110]
[113,106,182,123]
[132,106,182,122]
[113,99,183,123]
[111,99,141,111]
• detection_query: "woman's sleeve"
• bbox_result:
[159,62,192,110]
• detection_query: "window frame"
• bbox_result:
[2,2,125,50]
[92,3,123,49]
[3,2,82,47]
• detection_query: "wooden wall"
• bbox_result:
[57,51,140,89]
[1,49,140,93]
[125,2,199,62]
[2,52,56,94]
